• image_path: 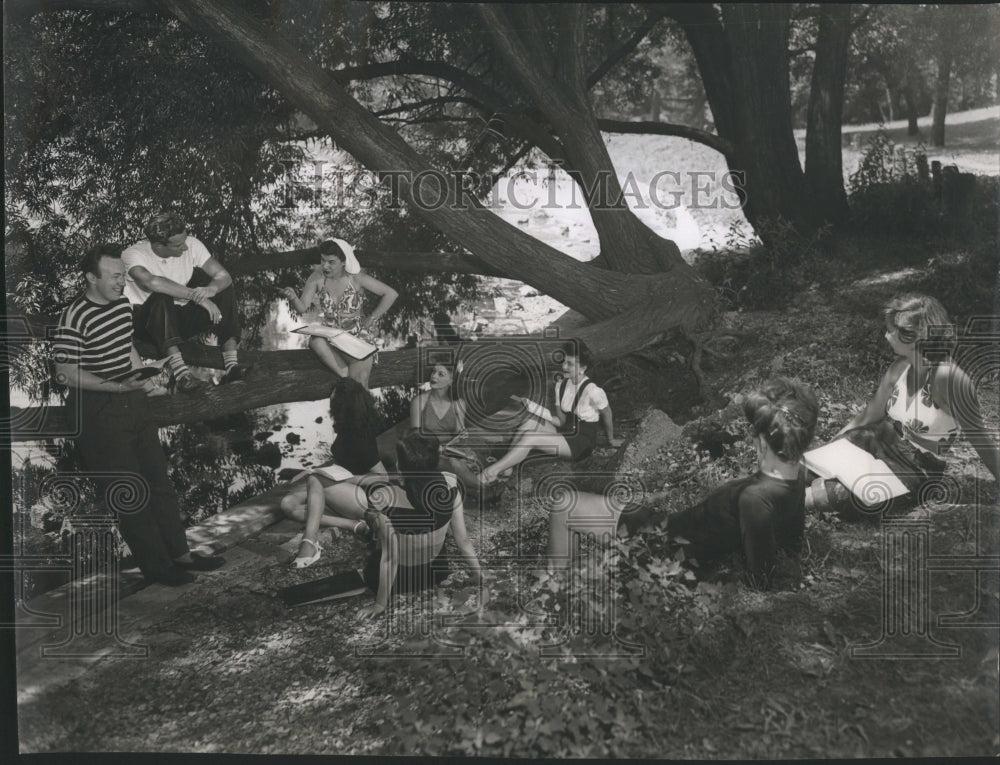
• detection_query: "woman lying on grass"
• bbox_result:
[280,378,386,568]
[548,377,818,590]
[806,293,999,519]
[280,238,397,387]
[288,431,481,617]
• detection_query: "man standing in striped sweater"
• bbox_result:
[53,244,225,586]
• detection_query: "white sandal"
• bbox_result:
[292,538,322,569]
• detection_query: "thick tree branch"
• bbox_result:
[585,6,670,88]
[373,96,485,119]
[157,0,624,318]
[596,119,735,159]
[331,59,511,116]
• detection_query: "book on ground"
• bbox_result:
[803,439,910,503]
[278,569,368,608]
[292,324,378,360]
[511,395,558,426]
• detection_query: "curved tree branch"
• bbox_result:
[585,6,670,88]
[596,118,735,159]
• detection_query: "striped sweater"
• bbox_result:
[53,295,134,380]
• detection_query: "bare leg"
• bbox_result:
[440,455,484,504]
[481,421,572,483]
[222,337,238,352]
[279,481,309,521]
[308,336,350,377]
[348,356,375,387]
[296,477,367,558]
[547,491,621,571]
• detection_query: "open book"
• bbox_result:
[285,461,354,485]
[804,439,910,504]
[441,433,480,462]
[292,324,378,360]
[511,394,558,426]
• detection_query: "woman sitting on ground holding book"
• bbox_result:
[291,431,482,617]
[409,360,482,494]
[806,294,999,518]
[280,239,398,387]
[555,377,818,590]
[281,378,386,567]
[479,341,623,485]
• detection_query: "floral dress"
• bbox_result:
[884,363,960,454]
[312,277,380,362]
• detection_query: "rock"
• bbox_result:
[314,417,323,424]
[617,408,683,478]
[254,443,282,470]
[285,432,301,445]
[253,431,271,442]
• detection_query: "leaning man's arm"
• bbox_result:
[127,264,195,301]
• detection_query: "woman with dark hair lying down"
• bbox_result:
[547,377,818,590]
[292,431,482,617]
[280,377,386,568]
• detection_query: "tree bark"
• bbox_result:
[804,3,851,224]
[931,41,952,147]
[720,4,816,231]
[902,74,920,137]
[229,247,504,278]
[668,3,819,235]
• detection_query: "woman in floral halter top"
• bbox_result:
[282,240,398,388]
[807,293,999,519]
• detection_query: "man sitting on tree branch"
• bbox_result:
[123,211,249,392]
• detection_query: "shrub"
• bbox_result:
[694,218,831,311]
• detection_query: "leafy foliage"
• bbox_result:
[694,218,832,311]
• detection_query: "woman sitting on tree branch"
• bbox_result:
[281,239,398,388]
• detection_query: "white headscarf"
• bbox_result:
[331,238,361,274]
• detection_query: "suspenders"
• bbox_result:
[557,377,594,418]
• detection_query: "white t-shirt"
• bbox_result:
[556,377,609,423]
[121,236,212,306]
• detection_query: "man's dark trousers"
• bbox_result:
[68,389,189,578]
[132,268,241,357]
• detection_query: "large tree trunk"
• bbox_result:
[668,3,818,235]
[902,70,921,137]
[721,4,815,231]
[476,3,681,274]
[804,3,851,225]
[931,42,952,147]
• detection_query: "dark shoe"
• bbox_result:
[174,373,210,394]
[220,363,251,384]
[177,551,226,572]
[147,566,197,587]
